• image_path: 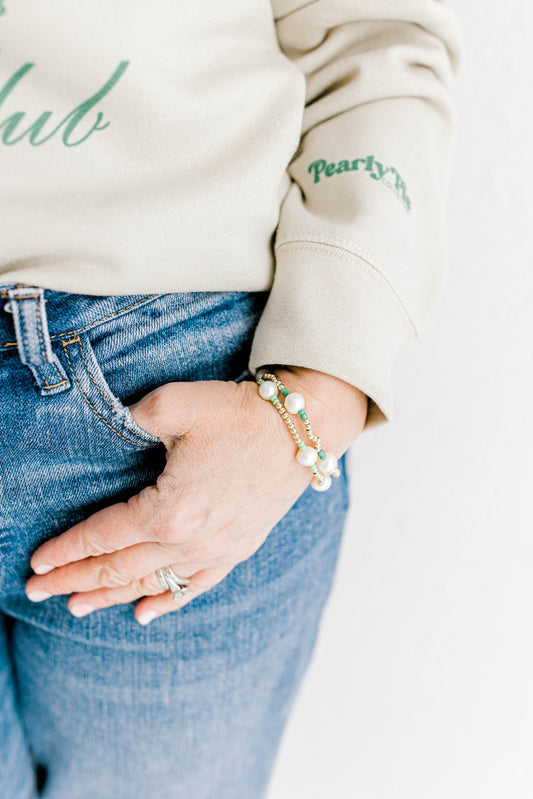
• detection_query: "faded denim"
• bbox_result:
[0,284,349,799]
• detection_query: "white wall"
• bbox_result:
[269,2,533,796]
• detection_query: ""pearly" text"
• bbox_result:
[308,155,411,211]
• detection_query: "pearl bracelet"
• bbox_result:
[255,371,340,492]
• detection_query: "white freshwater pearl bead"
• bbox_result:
[258,380,278,400]
[284,392,305,414]
[311,475,332,492]
[317,452,337,476]
[296,446,318,467]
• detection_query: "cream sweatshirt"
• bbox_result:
[0,1,462,431]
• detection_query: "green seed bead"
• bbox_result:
[280,387,290,397]
[297,441,306,450]
[298,410,308,420]
[318,449,326,460]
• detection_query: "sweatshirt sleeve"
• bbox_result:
[248,0,463,432]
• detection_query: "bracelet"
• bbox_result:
[255,370,340,492]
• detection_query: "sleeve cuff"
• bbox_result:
[248,241,416,432]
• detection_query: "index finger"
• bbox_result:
[30,495,153,574]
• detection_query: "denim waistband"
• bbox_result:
[0,283,262,352]
[0,283,163,347]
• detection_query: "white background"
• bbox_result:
[269,2,533,796]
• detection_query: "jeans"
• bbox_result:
[0,284,350,799]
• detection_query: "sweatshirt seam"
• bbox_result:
[274,239,418,337]
[277,230,379,263]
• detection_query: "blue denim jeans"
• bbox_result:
[0,284,350,799]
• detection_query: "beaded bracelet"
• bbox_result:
[255,370,340,492]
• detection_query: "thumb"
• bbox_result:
[127,381,197,443]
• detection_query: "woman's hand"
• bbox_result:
[25,367,368,625]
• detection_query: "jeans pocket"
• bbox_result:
[58,330,161,449]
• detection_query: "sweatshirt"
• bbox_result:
[0,0,463,431]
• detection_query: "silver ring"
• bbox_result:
[156,566,191,601]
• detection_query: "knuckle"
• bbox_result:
[135,574,163,596]
[125,487,158,530]
[96,560,130,588]
[188,504,212,530]
[155,521,180,545]
[155,469,182,496]
[79,520,108,558]
[127,480,186,545]
[149,509,202,549]
[176,538,211,562]
[125,486,173,542]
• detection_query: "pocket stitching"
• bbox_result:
[69,334,114,410]
[76,335,159,443]
[60,337,157,449]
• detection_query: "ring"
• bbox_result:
[156,566,191,601]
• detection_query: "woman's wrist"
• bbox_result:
[257,365,368,457]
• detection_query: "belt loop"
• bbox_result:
[7,286,71,396]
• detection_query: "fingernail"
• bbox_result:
[33,564,54,575]
[138,610,157,626]
[70,603,95,618]
[27,590,53,602]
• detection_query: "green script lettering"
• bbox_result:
[0,59,129,146]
